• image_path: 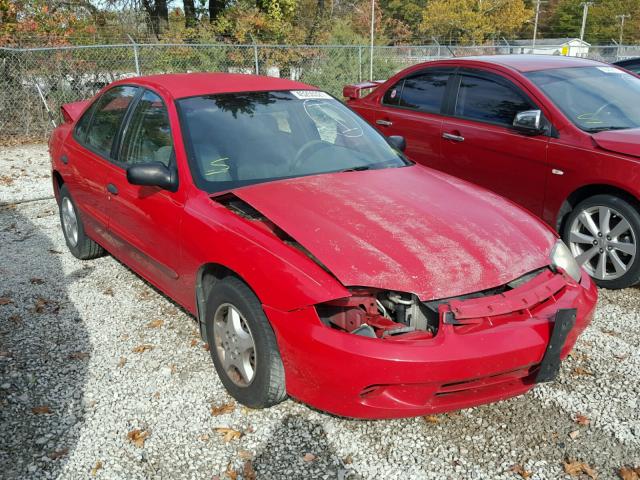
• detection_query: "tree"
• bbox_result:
[141,0,169,37]
[420,0,533,44]
[209,0,226,23]
[184,0,197,28]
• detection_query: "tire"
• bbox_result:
[58,184,104,260]
[563,194,640,289]
[205,276,286,408]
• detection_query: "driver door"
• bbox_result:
[440,68,550,216]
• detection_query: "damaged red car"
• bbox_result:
[49,73,597,419]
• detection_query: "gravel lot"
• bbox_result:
[1,144,639,480]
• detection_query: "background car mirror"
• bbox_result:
[126,162,178,192]
[387,135,407,152]
[513,110,544,135]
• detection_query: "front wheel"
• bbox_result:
[58,184,104,260]
[563,194,640,289]
[205,276,286,408]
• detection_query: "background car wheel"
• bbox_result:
[205,276,286,408]
[563,194,640,289]
[58,184,105,260]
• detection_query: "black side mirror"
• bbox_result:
[127,162,178,192]
[513,110,545,135]
[387,135,406,152]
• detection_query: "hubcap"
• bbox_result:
[213,303,256,387]
[61,197,79,247]
[568,205,636,281]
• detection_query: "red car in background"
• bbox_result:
[346,55,640,289]
[49,73,596,419]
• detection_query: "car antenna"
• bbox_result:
[34,82,57,128]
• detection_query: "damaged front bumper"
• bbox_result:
[264,271,597,419]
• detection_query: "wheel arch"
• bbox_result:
[52,170,64,202]
[556,184,640,233]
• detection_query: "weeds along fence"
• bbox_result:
[2,42,640,141]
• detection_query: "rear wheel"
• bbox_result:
[205,276,286,408]
[563,194,640,289]
[58,184,104,260]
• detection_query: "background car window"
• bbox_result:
[85,86,138,157]
[454,74,533,126]
[120,90,173,166]
[396,70,450,112]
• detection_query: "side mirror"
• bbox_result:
[387,135,406,152]
[127,162,178,192]
[513,110,544,135]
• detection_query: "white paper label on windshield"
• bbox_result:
[597,66,622,73]
[290,90,332,99]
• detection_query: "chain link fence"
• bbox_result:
[2,42,640,142]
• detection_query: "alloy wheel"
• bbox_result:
[568,205,636,281]
[61,197,79,247]
[213,303,257,387]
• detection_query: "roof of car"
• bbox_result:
[449,54,605,72]
[127,72,319,99]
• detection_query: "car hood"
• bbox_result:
[232,166,556,301]
[592,128,640,158]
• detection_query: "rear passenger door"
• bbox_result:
[373,68,454,171]
[440,68,549,216]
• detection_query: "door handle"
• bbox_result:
[376,119,393,127]
[442,132,465,142]
[106,183,118,195]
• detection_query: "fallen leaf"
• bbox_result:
[48,249,62,254]
[573,366,593,376]
[568,430,580,440]
[614,353,629,361]
[564,459,597,479]
[601,329,620,337]
[198,433,210,441]
[215,427,242,443]
[510,464,532,479]
[32,405,52,414]
[8,314,21,323]
[190,339,199,347]
[68,351,90,360]
[211,402,235,416]
[0,175,14,186]
[48,448,69,460]
[127,428,149,448]
[103,287,114,296]
[33,297,52,313]
[147,319,164,328]
[225,463,238,480]
[0,297,12,305]
[619,466,640,480]
[423,415,440,424]
[90,460,103,476]
[243,460,257,480]
[0,351,13,358]
[30,278,45,285]
[238,450,252,460]
[132,344,154,353]
[575,414,590,426]
[203,343,210,351]
[118,356,127,368]
[303,453,316,462]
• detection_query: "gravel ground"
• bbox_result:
[1,144,639,480]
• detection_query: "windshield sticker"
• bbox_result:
[291,90,333,100]
[597,66,623,74]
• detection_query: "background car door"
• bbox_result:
[104,89,186,300]
[440,69,549,217]
[64,86,139,243]
[373,68,454,171]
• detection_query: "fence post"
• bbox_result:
[127,34,141,76]
[358,46,362,82]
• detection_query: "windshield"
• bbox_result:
[177,90,409,193]
[525,66,640,132]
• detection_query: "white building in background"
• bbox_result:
[509,38,591,57]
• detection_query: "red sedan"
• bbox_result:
[49,73,596,419]
[346,55,640,289]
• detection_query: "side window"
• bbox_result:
[85,86,138,158]
[382,80,403,106]
[74,102,98,142]
[397,70,450,113]
[454,73,534,126]
[120,90,173,166]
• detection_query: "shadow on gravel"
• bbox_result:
[252,414,355,479]
[0,204,89,478]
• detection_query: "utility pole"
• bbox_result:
[533,0,541,48]
[617,14,631,45]
[579,2,593,41]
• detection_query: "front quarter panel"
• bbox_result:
[180,193,350,312]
